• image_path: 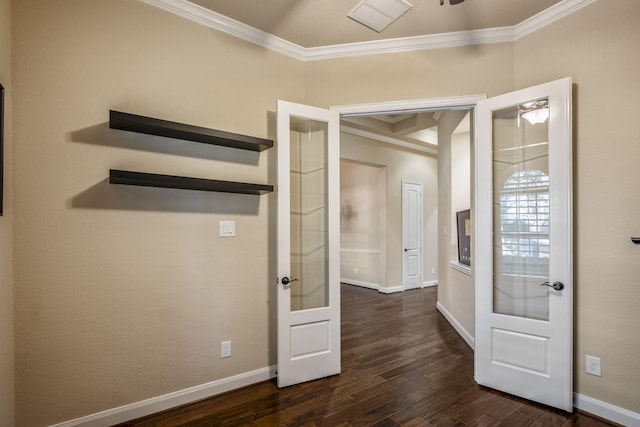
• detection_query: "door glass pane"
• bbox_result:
[492,98,550,321]
[290,117,329,311]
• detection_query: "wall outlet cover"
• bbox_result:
[585,355,601,376]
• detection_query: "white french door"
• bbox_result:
[475,77,573,411]
[402,180,423,290]
[276,100,341,388]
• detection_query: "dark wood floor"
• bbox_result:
[118,285,615,427]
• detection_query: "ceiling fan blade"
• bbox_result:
[450,0,465,4]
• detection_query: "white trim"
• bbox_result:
[450,261,471,276]
[342,125,437,155]
[137,0,596,61]
[304,27,514,60]
[422,280,437,288]
[341,279,380,291]
[378,285,404,294]
[436,302,475,349]
[341,280,437,292]
[574,393,640,427]
[50,366,276,427]
[332,95,486,116]
[137,0,306,59]
[340,248,380,255]
[514,0,598,41]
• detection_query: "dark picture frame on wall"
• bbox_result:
[456,209,471,266]
[0,83,4,216]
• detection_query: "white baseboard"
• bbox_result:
[342,280,437,292]
[340,278,379,291]
[436,301,475,349]
[50,366,277,427]
[378,285,404,294]
[340,279,403,294]
[434,300,638,426]
[575,393,640,427]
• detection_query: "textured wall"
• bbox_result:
[513,0,640,414]
[0,0,13,424]
[436,110,475,339]
[11,1,304,425]
[340,161,384,288]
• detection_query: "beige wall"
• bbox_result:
[340,161,385,287]
[11,0,304,425]
[305,43,515,108]
[513,0,640,414]
[6,0,640,424]
[341,133,438,290]
[437,111,475,338]
[0,0,13,425]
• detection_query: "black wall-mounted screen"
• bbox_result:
[457,209,471,266]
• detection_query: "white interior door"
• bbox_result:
[402,181,422,290]
[276,100,341,388]
[475,77,573,411]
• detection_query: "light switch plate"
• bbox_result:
[219,221,235,237]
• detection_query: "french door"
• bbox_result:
[276,100,341,387]
[475,77,573,411]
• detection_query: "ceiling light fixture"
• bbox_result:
[520,100,549,125]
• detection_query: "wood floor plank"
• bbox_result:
[116,285,616,427]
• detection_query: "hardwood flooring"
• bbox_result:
[117,285,616,427]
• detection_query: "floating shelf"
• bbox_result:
[109,110,273,152]
[110,169,273,195]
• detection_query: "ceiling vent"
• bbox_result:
[348,0,413,33]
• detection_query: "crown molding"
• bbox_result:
[514,0,598,40]
[138,0,597,61]
[137,0,306,59]
[304,26,515,61]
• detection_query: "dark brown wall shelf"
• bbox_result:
[109,110,273,152]
[110,169,273,195]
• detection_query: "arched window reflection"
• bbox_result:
[500,170,549,277]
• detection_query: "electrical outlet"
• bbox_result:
[431,267,435,275]
[220,341,231,359]
[585,355,601,376]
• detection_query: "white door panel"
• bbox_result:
[475,77,573,411]
[402,181,423,290]
[277,100,341,388]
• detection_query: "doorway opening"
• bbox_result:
[334,97,479,303]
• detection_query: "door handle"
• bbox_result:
[540,281,564,291]
[404,248,409,252]
[281,276,299,285]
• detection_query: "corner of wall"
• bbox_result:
[0,0,14,423]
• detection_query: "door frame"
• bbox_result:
[332,94,485,294]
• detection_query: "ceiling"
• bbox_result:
[188,0,563,48]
